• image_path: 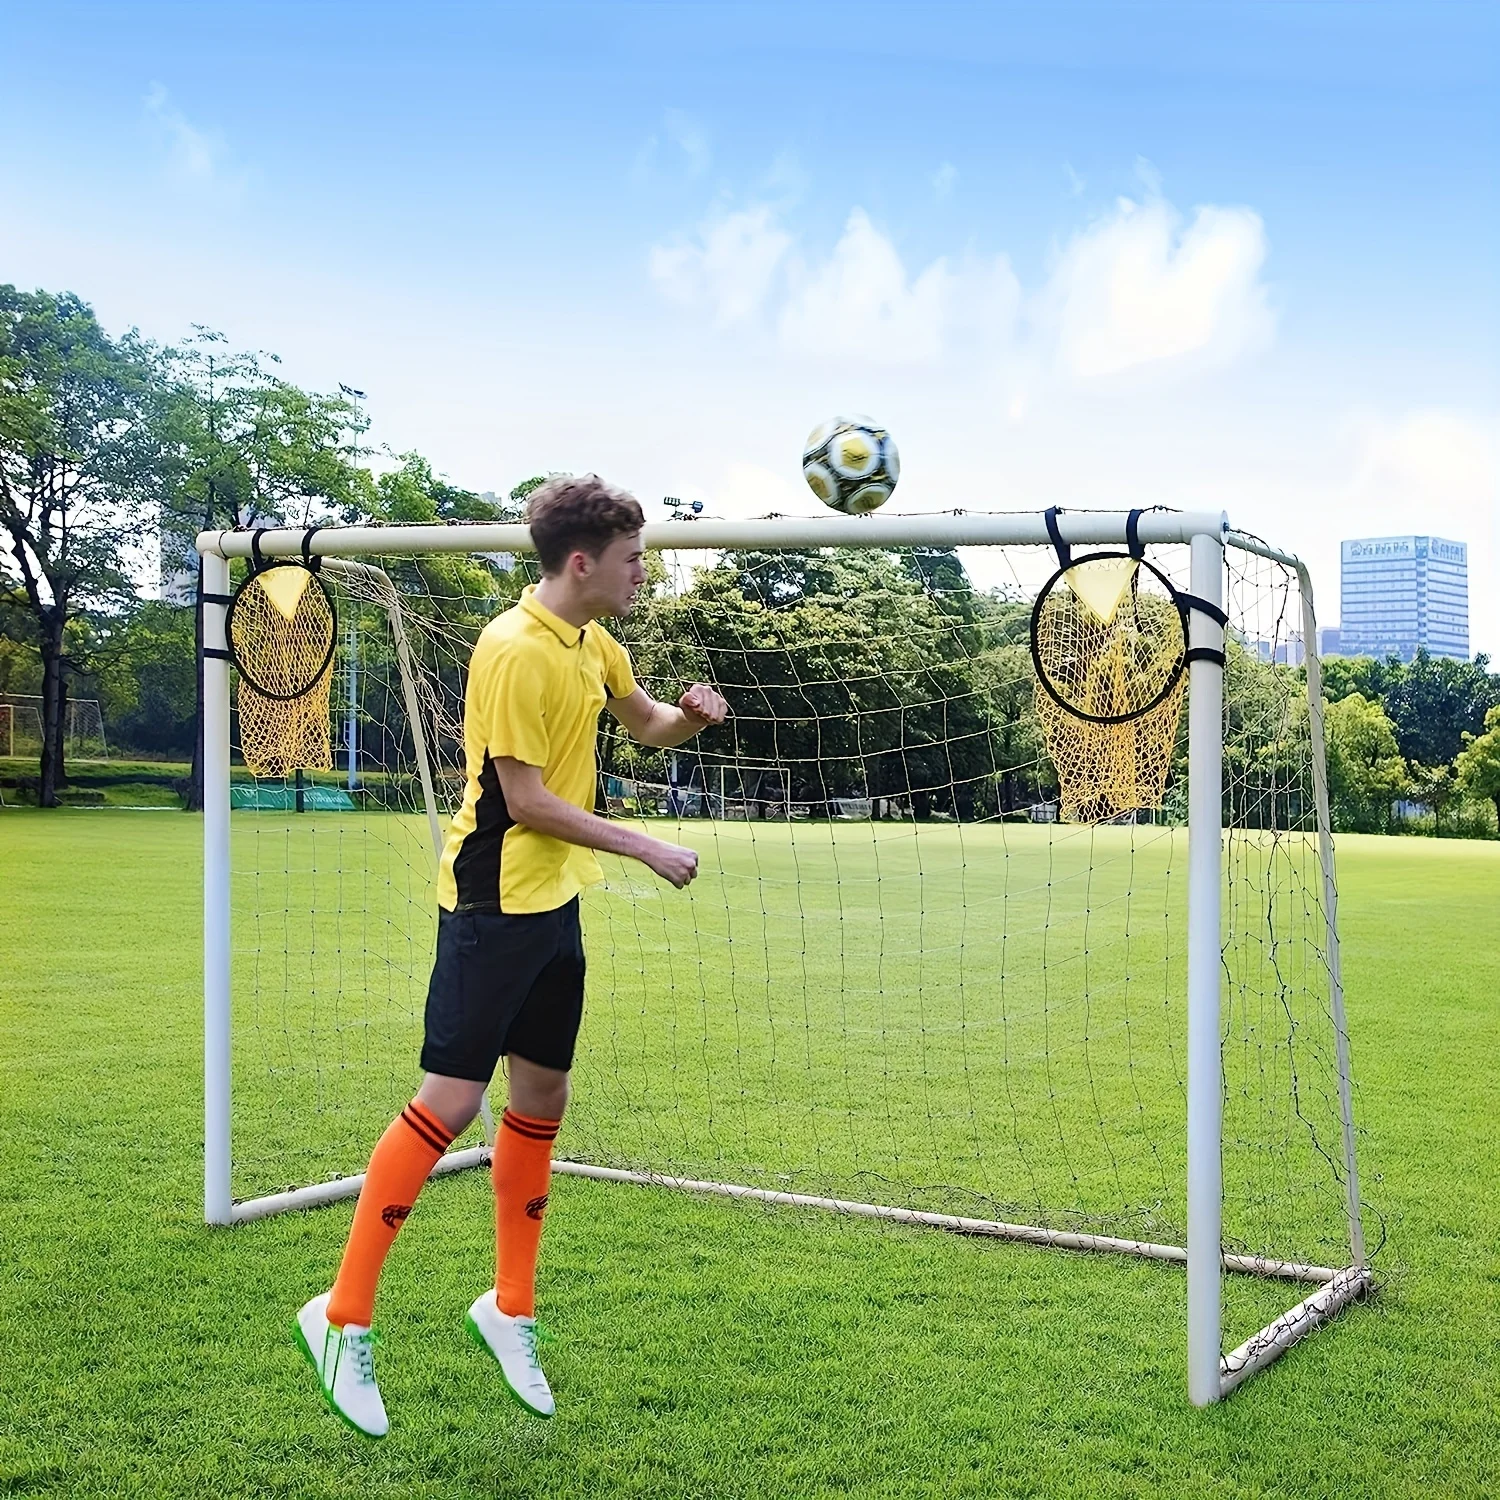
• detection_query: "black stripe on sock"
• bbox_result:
[406,1101,456,1146]
[400,1108,450,1154]
[501,1112,560,1142]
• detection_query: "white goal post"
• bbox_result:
[0,694,108,761]
[197,508,1371,1406]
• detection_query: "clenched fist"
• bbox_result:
[678,683,729,728]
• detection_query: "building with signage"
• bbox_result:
[1339,536,1468,661]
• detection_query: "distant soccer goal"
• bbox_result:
[197,509,1375,1406]
[0,695,109,761]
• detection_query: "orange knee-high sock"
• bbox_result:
[326,1099,455,1328]
[494,1108,561,1318]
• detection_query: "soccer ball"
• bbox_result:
[802,417,899,514]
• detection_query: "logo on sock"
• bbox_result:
[381,1203,413,1228]
[525,1194,548,1221]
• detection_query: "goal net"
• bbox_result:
[198,509,1373,1404]
[0,694,109,761]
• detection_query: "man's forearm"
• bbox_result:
[511,782,656,859]
[636,703,705,749]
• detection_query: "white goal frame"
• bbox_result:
[197,508,1369,1405]
[0,694,109,761]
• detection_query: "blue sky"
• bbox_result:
[3,2,1496,648]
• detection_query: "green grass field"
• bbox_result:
[2,810,1497,1498]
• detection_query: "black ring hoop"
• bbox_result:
[1028,550,1191,727]
[224,557,339,703]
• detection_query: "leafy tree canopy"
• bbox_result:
[0,287,165,800]
[1455,705,1500,832]
[1322,649,1499,767]
[1324,691,1408,833]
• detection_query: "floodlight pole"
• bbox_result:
[1185,527,1227,1405]
[203,551,234,1227]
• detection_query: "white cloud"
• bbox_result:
[144,84,242,194]
[932,162,957,199]
[652,204,1018,365]
[651,185,1267,380]
[648,205,792,327]
[779,209,957,364]
[1063,163,1086,198]
[1040,195,1273,379]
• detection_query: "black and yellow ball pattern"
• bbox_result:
[802,417,900,514]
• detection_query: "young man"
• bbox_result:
[296,475,727,1437]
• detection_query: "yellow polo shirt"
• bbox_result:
[436,586,636,914]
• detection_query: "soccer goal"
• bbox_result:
[197,508,1373,1406]
[0,694,109,761]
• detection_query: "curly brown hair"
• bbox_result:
[525,475,645,575]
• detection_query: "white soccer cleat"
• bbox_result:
[295,1292,389,1439]
[465,1292,555,1417]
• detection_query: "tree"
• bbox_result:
[1318,654,1398,708]
[610,547,1028,819]
[1408,762,1457,836]
[0,288,163,804]
[1324,692,1407,833]
[1456,706,1500,837]
[337,453,519,779]
[0,584,41,698]
[157,332,369,808]
[1224,643,1313,829]
[1380,649,1499,766]
[84,600,198,758]
[507,474,550,509]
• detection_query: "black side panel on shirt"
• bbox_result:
[451,753,512,911]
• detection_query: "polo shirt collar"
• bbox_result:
[519,585,587,647]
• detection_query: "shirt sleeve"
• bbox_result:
[476,637,550,767]
[597,628,637,700]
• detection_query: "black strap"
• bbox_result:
[250,529,267,574]
[1178,592,1229,628]
[301,527,323,572]
[1043,506,1070,569]
[202,592,234,607]
[1126,508,1145,560]
[202,647,234,661]
[1184,646,1226,668]
[1179,589,1227,668]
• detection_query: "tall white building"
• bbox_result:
[1339,536,1468,662]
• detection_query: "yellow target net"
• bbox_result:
[1031,552,1188,822]
[227,564,337,777]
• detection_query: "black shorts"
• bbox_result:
[419,898,586,1081]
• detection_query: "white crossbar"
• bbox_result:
[198,509,1229,561]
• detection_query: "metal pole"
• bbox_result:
[200,509,1232,562]
[203,551,234,1226]
[1186,527,1227,1405]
